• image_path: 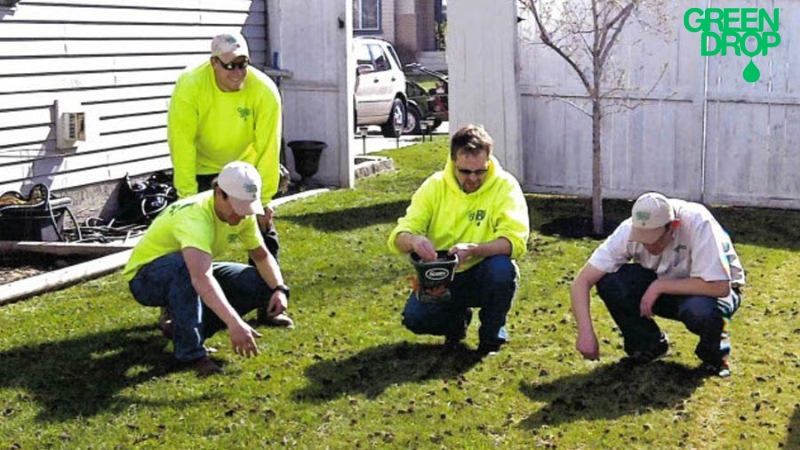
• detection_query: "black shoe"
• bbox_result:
[443,309,473,349]
[698,361,731,378]
[621,333,669,365]
[476,341,503,357]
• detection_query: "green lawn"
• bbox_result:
[1,139,798,449]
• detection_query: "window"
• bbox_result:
[369,44,391,72]
[353,0,380,31]
[355,42,373,67]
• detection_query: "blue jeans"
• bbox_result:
[596,264,742,367]
[128,253,273,362]
[401,255,518,348]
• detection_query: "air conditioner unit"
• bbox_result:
[63,112,86,141]
[55,99,88,150]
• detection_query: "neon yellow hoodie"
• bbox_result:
[167,62,282,205]
[388,155,530,271]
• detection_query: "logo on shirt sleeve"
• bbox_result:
[168,203,193,216]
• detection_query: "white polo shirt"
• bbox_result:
[589,199,745,287]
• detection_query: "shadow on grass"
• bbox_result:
[787,404,800,449]
[530,196,800,250]
[282,200,409,232]
[292,341,481,402]
[518,361,703,430]
[0,325,198,422]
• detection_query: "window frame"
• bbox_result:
[353,0,381,32]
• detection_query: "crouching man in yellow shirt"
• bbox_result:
[388,124,530,356]
[123,162,291,376]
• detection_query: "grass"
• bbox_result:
[1,138,799,449]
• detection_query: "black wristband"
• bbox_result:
[274,284,290,299]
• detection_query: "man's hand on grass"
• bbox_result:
[229,321,262,358]
[576,329,600,360]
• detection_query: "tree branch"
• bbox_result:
[549,96,592,118]
[599,3,635,68]
[526,0,593,94]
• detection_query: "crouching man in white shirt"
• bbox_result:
[570,192,745,377]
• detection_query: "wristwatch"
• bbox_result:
[274,284,290,299]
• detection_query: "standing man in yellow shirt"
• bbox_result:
[388,124,530,356]
[124,162,291,376]
[167,32,291,327]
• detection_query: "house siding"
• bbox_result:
[394,0,437,62]
[381,0,395,43]
[0,0,267,200]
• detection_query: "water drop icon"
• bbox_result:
[743,59,760,83]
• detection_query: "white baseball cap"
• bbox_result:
[217,161,264,216]
[211,33,249,63]
[629,192,675,244]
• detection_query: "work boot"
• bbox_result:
[258,309,295,328]
[191,356,223,377]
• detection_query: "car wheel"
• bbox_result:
[380,98,405,138]
[403,104,422,135]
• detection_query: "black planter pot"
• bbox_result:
[288,140,327,185]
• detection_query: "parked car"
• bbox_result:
[353,37,407,138]
[403,63,449,135]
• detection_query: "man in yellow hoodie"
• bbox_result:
[124,162,291,376]
[388,124,530,355]
[167,33,291,327]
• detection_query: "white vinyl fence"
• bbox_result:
[516,0,800,209]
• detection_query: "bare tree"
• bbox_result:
[519,0,672,235]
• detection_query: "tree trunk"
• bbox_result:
[591,99,604,235]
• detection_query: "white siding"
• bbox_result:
[0,0,267,196]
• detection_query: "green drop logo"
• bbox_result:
[743,59,760,82]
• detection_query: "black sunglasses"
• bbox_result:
[214,57,249,71]
[456,167,488,176]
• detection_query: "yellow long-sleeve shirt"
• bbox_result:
[388,155,530,272]
[122,191,263,282]
[167,61,282,205]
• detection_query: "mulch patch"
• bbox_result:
[0,253,92,286]
[538,216,620,239]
